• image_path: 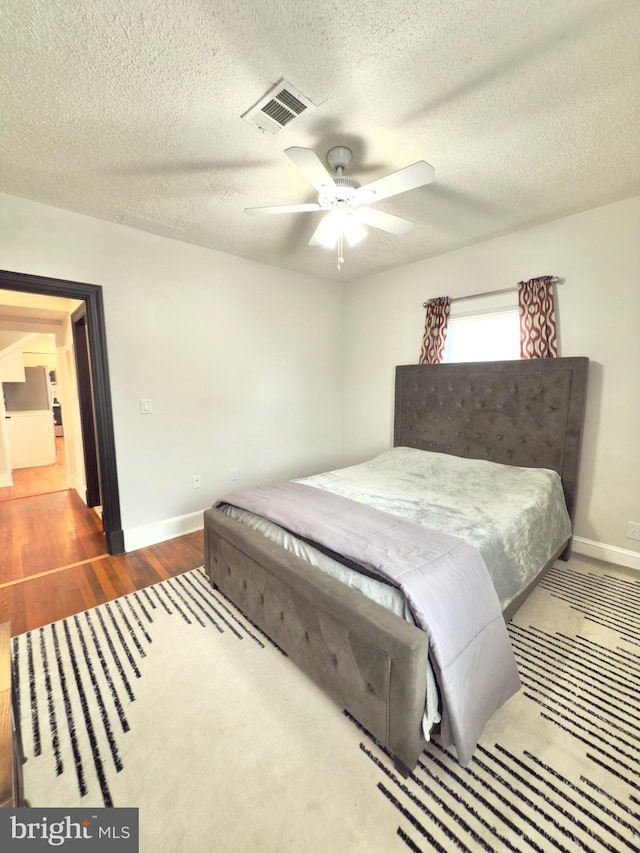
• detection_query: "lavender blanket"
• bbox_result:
[219,481,521,764]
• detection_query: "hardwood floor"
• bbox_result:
[0,472,204,636]
[0,490,107,583]
[0,436,69,502]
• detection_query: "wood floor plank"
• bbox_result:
[123,553,165,590]
[84,563,109,609]
[2,582,24,636]
[91,557,130,603]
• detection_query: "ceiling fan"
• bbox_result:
[245,146,435,267]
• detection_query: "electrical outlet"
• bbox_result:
[230,467,239,481]
[193,474,202,489]
[627,521,640,541]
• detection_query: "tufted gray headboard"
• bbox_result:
[394,357,588,532]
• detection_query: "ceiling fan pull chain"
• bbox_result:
[337,232,345,270]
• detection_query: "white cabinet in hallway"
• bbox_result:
[5,411,56,468]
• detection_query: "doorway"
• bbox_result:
[0,269,124,554]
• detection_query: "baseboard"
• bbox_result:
[70,475,86,504]
[572,536,640,572]
[0,472,13,487]
[123,510,205,553]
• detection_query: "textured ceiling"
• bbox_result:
[1,0,639,282]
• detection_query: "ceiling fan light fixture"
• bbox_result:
[314,212,368,250]
[314,212,343,249]
[344,216,367,247]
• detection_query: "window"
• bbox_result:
[444,309,520,362]
[443,291,520,363]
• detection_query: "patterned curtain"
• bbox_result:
[518,276,558,359]
[419,296,451,364]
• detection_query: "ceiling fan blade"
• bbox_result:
[354,207,414,235]
[245,203,321,215]
[285,147,335,192]
[355,161,435,204]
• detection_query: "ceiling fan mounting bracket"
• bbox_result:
[326,146,353,172]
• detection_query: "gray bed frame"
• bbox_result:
[204,357,588,772]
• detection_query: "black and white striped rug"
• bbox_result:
[11,561,640,852]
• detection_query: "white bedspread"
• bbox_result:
[298,447,571,610]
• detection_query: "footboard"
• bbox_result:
[204,507,429,771]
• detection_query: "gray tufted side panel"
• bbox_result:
[394,358,588,532]
[204,507,429,771]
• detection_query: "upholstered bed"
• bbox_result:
[203,357,588,772]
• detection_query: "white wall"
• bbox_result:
[343,195,640,568]
[2,192,638,568]
[0,194,344,549]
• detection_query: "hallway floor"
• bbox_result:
[0,436,69,501]
[0,441,204,635]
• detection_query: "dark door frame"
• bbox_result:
[0,269,124,554]
[71,304,102,508]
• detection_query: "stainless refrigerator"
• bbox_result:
[3,366,53,412]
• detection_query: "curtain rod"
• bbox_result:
[423,276,563,308]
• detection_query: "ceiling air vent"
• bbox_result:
[242,79,314,135]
